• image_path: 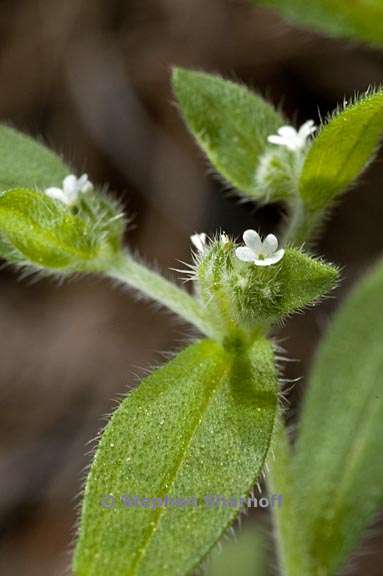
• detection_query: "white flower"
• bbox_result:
[235,230,284,267]
[190,232,207,253]
[44,173,93,206]
[267,120,316,152]
[191,232,230,254]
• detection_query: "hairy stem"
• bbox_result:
[105,251,216,338]
[267,414,312,576]
[283,196,306,246]
[283,196,324,248]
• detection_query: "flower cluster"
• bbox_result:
[45,174,93,206]
[191,230,284,267]
[267,120,316,152]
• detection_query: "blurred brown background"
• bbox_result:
[0,1,382,575]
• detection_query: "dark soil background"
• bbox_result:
[0,1,382,574]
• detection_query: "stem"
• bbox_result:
[105,251,216,338]
[282,196,306,246]
[267,413,312,575]
[283,196,323,248]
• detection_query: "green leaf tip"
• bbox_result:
[0,124,69,192]
[74,338,278,576]
[231,247,338,326]
[276,248,339,316]
[172,67,287,201]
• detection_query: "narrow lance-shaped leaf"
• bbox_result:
[74,339,278,576]
[0,124,69,191]
[293,259,383,574]
[293,89,383,242]
[253,0,383,47]
[172,68,286,200]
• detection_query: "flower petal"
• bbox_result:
[191,233,207,253]
[267,249,285,265]
[284,140,301,151]
[63,174,78,195]
[267,135,288,146]
[77,174,88,186]
[44,187,68,205]
[253,249,284,267]
[243,229,262,253]
[262,234,278,256]
[235,247,256,263]
[269,133,300,151]
[252,258,274,267]
[299,119,316,139]
[78,174,94,193]
[278,126,298,139]
[81,181,93,193]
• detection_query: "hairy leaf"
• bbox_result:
[74,339,277,576]
[294,90,383,241]
[300,90,383,211]
[254,0,383,46]
[227,247,338,327]
[172,68,285,199]
[294,259,383,574]
[0,188,100,270]
[275,249,338,317]
[0,124,69,191]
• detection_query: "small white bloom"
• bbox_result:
[267,120,316,152]
[220,233,229,245]
[235,230,284,267]
[190,232,207,253]
[44,173,93,206]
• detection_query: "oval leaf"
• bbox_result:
[293,259,383,574]
[172,68,285,198]
[74,339,277,576]
[0,124,69,191]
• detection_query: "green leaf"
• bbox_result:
[74,339,278,576]
[254,0,383,46]
[275,248,338,317]
[172,68,286,199]
[195,239,338,334]
[300,90,383,212]
[0,188,102,270]
[0,126,126,269]
[293,259,383,574]
[207,526,268,576]
[0,124,69,191]
[291,90,383,242]
[225,247,338,328]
